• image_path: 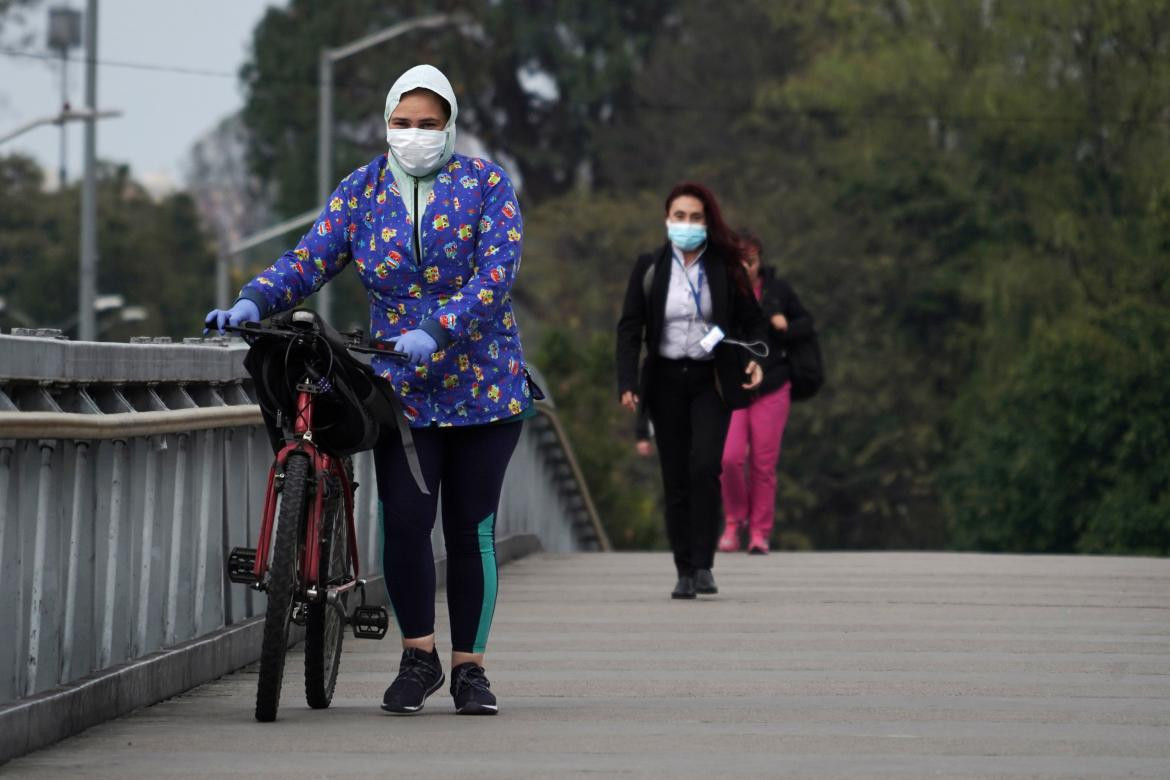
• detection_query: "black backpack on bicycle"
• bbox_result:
[241,311,426,499]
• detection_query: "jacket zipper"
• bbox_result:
[413,178,421,265]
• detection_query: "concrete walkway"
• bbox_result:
[5,552,1170,779]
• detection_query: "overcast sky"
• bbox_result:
[1,1,280,192]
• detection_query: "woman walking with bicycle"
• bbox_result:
[207,64,532,716]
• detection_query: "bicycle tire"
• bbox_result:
[304,458,352,708]
[254,451,310,723]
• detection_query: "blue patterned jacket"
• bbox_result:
[239,152,531,427]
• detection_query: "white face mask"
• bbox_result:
[386,127,448,176]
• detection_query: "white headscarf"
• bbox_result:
[383,64,458,174]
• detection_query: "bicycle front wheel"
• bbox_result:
[304,458,352,709]
[255,451,311,723]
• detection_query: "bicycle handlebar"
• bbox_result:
[222,320,410,362]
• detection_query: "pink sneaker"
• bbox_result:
[718,524,741,553]
[747,533,770,555]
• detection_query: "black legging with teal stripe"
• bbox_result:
[374,420,522,653]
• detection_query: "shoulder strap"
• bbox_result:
[363,379,430,495]
[641,245,670,303]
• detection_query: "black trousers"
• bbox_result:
[647,357,732,576]
[373,420,523,653]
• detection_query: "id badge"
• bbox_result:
[699,325,725,353]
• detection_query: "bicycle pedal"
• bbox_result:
[350,605,389,640]
[227,547,258,585]
[291,603,307,626]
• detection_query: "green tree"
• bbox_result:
[946,302,1170,554]
[0,154,216,340]
[749,0,1170,550]
[544,0,1170,551]
[237,0,676,335]
[228,0,1170,553]
[519,191,665,547]
[240,0,675,214]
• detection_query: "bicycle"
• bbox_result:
[224,310,409,722]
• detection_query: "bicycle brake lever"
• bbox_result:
[345,341,410,361]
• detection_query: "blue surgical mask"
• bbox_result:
[666,221,707,251]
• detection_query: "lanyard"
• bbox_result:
[673,256,705,319]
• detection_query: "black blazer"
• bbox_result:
[616,243,768,411]
[755,266,815,396]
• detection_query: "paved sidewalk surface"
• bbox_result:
[5,552,1170,779]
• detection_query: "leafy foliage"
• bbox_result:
[0,154,216,340]
[946,302,1170,554]
[228,0,1170,553]
[239,0,674,211]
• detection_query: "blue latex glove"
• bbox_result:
[391,329,438,364]
[203,299,260,334]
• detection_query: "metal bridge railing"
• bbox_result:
[0,333,607,721]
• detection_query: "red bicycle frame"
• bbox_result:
[251,386,362,593]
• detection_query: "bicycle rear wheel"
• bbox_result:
[304,458,352,708]
[255,451,310,723]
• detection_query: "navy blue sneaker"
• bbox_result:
[381,647,444,714]
[450,662,498,715]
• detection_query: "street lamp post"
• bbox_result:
[0,107,120,146]
[78,0,99,342]
[47,6,82,188]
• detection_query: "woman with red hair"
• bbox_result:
[616,182,768,599]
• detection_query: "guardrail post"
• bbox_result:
[164,433,189,646]
[27,439,60,696]
[134,436,162,656]
[98,439,127,668]
[193,429,221,636]
[0,441,15,702]
[61,440,91,680]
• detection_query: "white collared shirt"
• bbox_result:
[658,245,714,360]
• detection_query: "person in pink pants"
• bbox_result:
[721,383,791,553]
[719,230,814,554]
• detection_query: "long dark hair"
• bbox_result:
[664,181,750,295]
[738,227,764,259]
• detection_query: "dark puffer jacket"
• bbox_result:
[754,265,815,397]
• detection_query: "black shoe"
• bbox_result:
[671,575,696,599]
[381,646,444,714]
[694,569,718,594]
[450,662,498,715]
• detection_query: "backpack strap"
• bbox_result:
[641,244,671,305]
[309,310,431,495]
[642,260,656,303]
[360,377,430,495]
